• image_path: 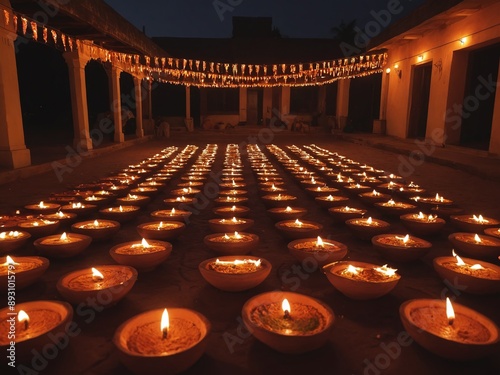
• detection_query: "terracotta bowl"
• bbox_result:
[261,194,298,208]
[60,203,98,217]
[198,255,272,291]
[275,220,323,240]
[484,227,500,239]
[0,230,31,254]
[18,219,60,238]
[39,212,78,227]
[24,202,61,214]
[345,218,391,241]
[430,206,464,219]
[322,260,401,300]
[71,220,121,241]
[448,233,500,260]
[449,215,500,233]
[266,207,307,222]
[241,291,335,354]
[314,195,350,208]
[136,221,186,241]
[358,191,391,205]
[400,299,500,361]
[110,240,173,272]
[287,238,347,267]
[34,233,92,258]
[400,213,446,236]
[116,195,151,208]
[57,265,137,307]
[212,205,250,218]
[150,209,192,223]
[99,205,141,223]
[374,202,418,217]
[208,218,254,233]
[371,234,432,262]
[114,308,210,375]
[328,207,367,223]
[203,232,259,255]
[0,256,49,291]
[433,256,500,294]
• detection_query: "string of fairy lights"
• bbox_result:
[2,6,387,88]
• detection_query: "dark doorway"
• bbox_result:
[190,87,201,128]
[247,89,262,125]
[408,62,432,139]
[347,73,381,132]
[460,43,499,150]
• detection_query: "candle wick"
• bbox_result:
[24,320,29,331]
[284,310,291,320]
[448,318,454,326]
[162,329,168,340]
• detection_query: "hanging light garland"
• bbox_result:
[2,6,387,88]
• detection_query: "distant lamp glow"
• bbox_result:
[460,37,466,45]
[418,55,424,62]
[385,67,391,74]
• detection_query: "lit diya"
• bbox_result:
[376,181,405,194]
[213,195,249,206]
[17,218,60,238]
[0,230,31,254]
[116,194,151,208]
[433,251,500,294]
[448,233,500,260]
[198,255,271,291]
[400,298,500,360]
[129,186,159,197]
[219,189,248,197]
[261,194,298,208]
[113,307,210,375]
[71,219,121,241]
[57,265,137,307]
[0,255,49,291]
[203,232,259,255]
[0,301,73,361]
[151,208,192,223]
[137,221,186,241]
[259,185,287,195]
[0,213,32,230]
[397,183,426,198]
[328,206,367,223]
[275,219,323,240]
[345,217,391,241]
[208,217,254,233]
[358,190,390,205]
[417,193,454,208]
[314,195,350,208]
[484,227,500,239]
[342,183,372,196]
[241,291,335,354]
[322,261,400,300]
[110,238,172,271]
[39,211,77,227]
[400,212,446,236]
[304,186,339,197]
[266,206,307,222]
[83,194,109,207]
[212,205,250,218]
[169,187,201,197]
[374,199,417,217]
[60,202,98,217]
[34,232,92,258]
[163,196,198,209]
[287,236,347,266]
[450,214,499,233]
[24,201,60,214]
[371,234,432,262]
[430,205,464,219]
[99,205,141,223]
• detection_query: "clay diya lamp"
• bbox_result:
[399,212,446,236]
[299,177,326,189]
[60,202,98,217]
[178,181,204,188]
[39,211,77,227]
[151,208,192,223]
[208,217,254,233]
[104,184,130,197]
[137,181,164,190]
[400,298,500,360]
[267,206,307,222]
[199,255,272,292]
[0,255,49,291]
[24,201,60,214]
[259,180,284,188]
[288,236,347,266]
[450,214,500,233]
[345,217,391,241]
[219,189,248,197]
[241,291,335,354]
[0,230,31,254]
[110,238,172,271]
[71,219,121,241]
[163,196,198,209]
[342,183,372,197]
[34,232,92,258]
[213,195,248,206]
[328,206,367,224]
[170,187,201,198]
[371,234,432,262]
[358,190,390,205]
[116,194,151,208]
[137,221,186,241]
[83,194,109,207]
[374,199,417,217]
[99,205,141,223]
[377,173,404,183]
[430,205,464,219]
[484,227,500,239]
[219,180,246,189]
[322,261,400,300]
[417,193,454,209]
[129,186,159,198]
[433,251,500,294]
[358,177,383,188]
[57,265,137,306]
[213,205,250,218]
[204,232,259,255]
[0,300,73,361]
[314,195,350,209]
[275,219,323,240]
[305,186,339,197]
[448,233,500,260]
[18,219,60,238]
[396,184,426,199]
[113,307,210,375]
[261,194,298,208]
[259,185,287,196]
[0,213,31,230]
[376,181,405,194]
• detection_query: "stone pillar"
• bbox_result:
[134,76,143,138]
[63,51,93,151]
[280,86,290,117]
[488,61,500,155]
[0,1,31,169]
[110,66,124,143]
[336,79,351,130]
[184,85,193,132]
[239,87,247,123]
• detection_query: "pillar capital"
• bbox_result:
[63,50,90,69]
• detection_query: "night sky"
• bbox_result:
[103,0,426,38]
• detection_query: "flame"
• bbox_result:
[418,212,424,219]
[170,208,176,214]
[327,195,334,201]
[38,201,45,208]
[161,308,169,339]
[294,219,303,227]
[18,310,30,330]
[374,264,397,277]
[346,264,360,274]
[285,206,292,212]
[141,238,151,247]
[446,297,455,325]
[282,299,291,315]
[372,190,380,196]
[232,217,238,223]
[4,256,17,266]
[367,217,373,224]
[0,233,5,239]
[60,232,68,241]
[452,250,466,266]
[72,202,82,208]
[224,234,230,240]
[316,236,324,247]
[158,221,164,229]
[231,205,236,211]
[474,234,482,243]
[57,211,65,217]
[93,220,99,227]
[91,267,104,281]
[387,199,395,206]
[473,214,488,223]
[234,231,242,239]
[119,205,124,212]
